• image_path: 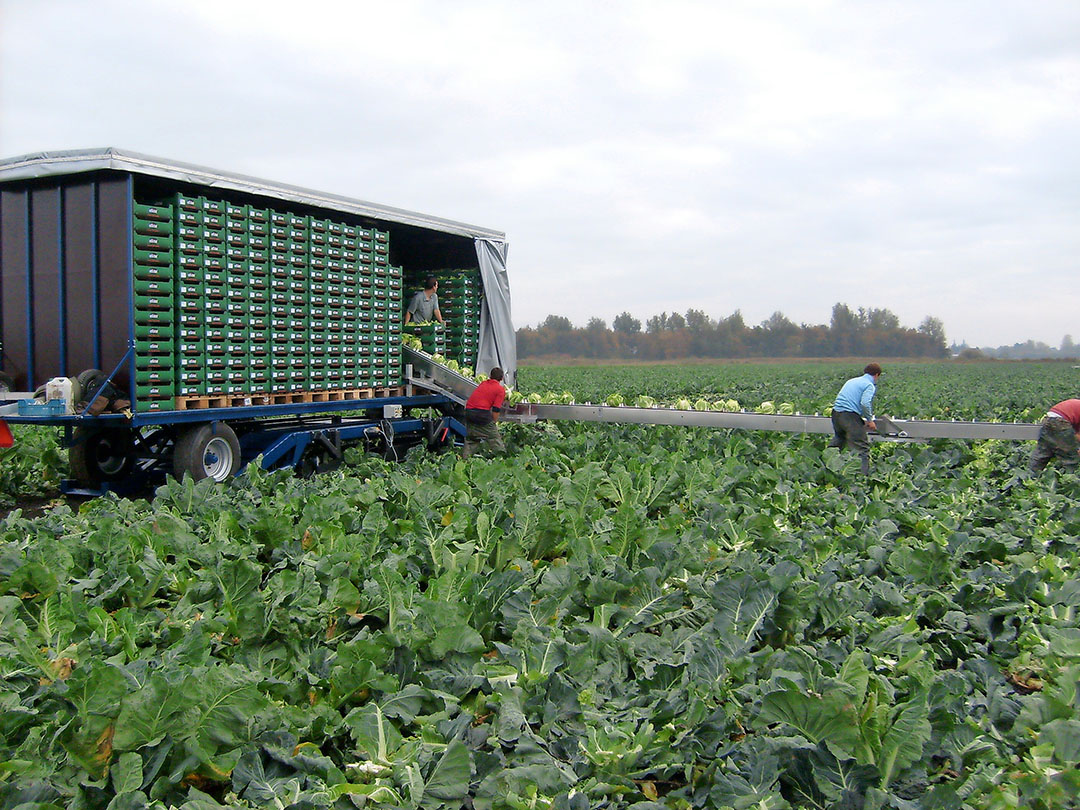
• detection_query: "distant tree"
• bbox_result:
[959,348,988,360]
[685,309,713,332]
[762,311,796,332]
[541,314,573,332]
[612,312,641,334]
[761,312,799,355]
[581,317,611,357]
[864,307,900,331]
[829,303,860,355]
[721,310,746,332]
[715,310,747,357]
[1061,334,1077,357]
[918,316,948,356]
[645,313,669,334]
[667,312,687,330]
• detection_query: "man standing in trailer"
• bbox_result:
[828,362,882,475]
[404,276,444,325]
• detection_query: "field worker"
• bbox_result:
[1029,398,1080,473]
[828,362,882,475]
[463,367,507,458]
[404,275,444,325]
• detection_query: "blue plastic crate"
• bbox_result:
[17,399,67,416]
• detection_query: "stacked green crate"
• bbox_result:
[401,320,445,356]
[224,202,252,395]
[132,201,177,410]
[268,210,291,395]
[367,229,391,386]
[285,213,311,393]
[343,223,373,389]
[133,191,411,405]
[402,266,480,364]
[437,270,482,368]
[371,232,400,386]
[308,217,331,390]
[245,206,271,394]
[384,263,403,386]
[174,197,203,397]
[185,196,227,396]
[323,220,351,390]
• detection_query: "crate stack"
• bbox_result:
[402,320,446,357]
[131,193,407,408]
[403,269,482,369]
[439,270,482,369]
[369,233,402,387]
[132,202,177,411]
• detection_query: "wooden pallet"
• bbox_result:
[173,386,404,410]
[175,395,229,411]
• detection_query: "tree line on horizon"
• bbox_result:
[953,335,1078,361]
[516,303,950,360]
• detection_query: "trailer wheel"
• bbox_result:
[173,423,241,482]
[0,372,14,394]
[69,427,136,485]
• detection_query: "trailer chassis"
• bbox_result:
[2,392,464,494]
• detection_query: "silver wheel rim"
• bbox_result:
[203,437,234,481]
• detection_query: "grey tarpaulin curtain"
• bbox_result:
[475,238,516,387]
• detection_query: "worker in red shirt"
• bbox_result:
[1030,398,1080,473]
[463,367,507,458]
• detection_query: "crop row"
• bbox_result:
[517,361,1079,422]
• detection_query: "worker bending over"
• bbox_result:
[463,367,507,458]
[1030,398,1080,473]
[828,363,882,475]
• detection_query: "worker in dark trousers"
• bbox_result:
[828,363,882,475]
[463,367,507,458]
[1030,398,1080,473]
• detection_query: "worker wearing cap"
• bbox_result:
[463,367,507,458]
[828,362,882,475]
[1030,398,1080,473]
[404,276,444,325]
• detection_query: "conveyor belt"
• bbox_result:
[403,346,478,405]
[505,403,1041,442]
[402,349,1042,442]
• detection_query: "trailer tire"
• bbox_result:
[173,423,241,482]
[69,427,136,485]
[0,372,14,393]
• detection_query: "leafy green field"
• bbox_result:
[2,362,1079,809]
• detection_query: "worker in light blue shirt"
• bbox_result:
[828,363,882,475]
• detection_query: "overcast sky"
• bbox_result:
[2,0,1077,347]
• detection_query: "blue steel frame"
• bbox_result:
[3,392,450,427]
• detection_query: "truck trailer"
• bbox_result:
[0,148,515,488]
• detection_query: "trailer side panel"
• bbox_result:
[0,175,132,389]
[1,188,31,388]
